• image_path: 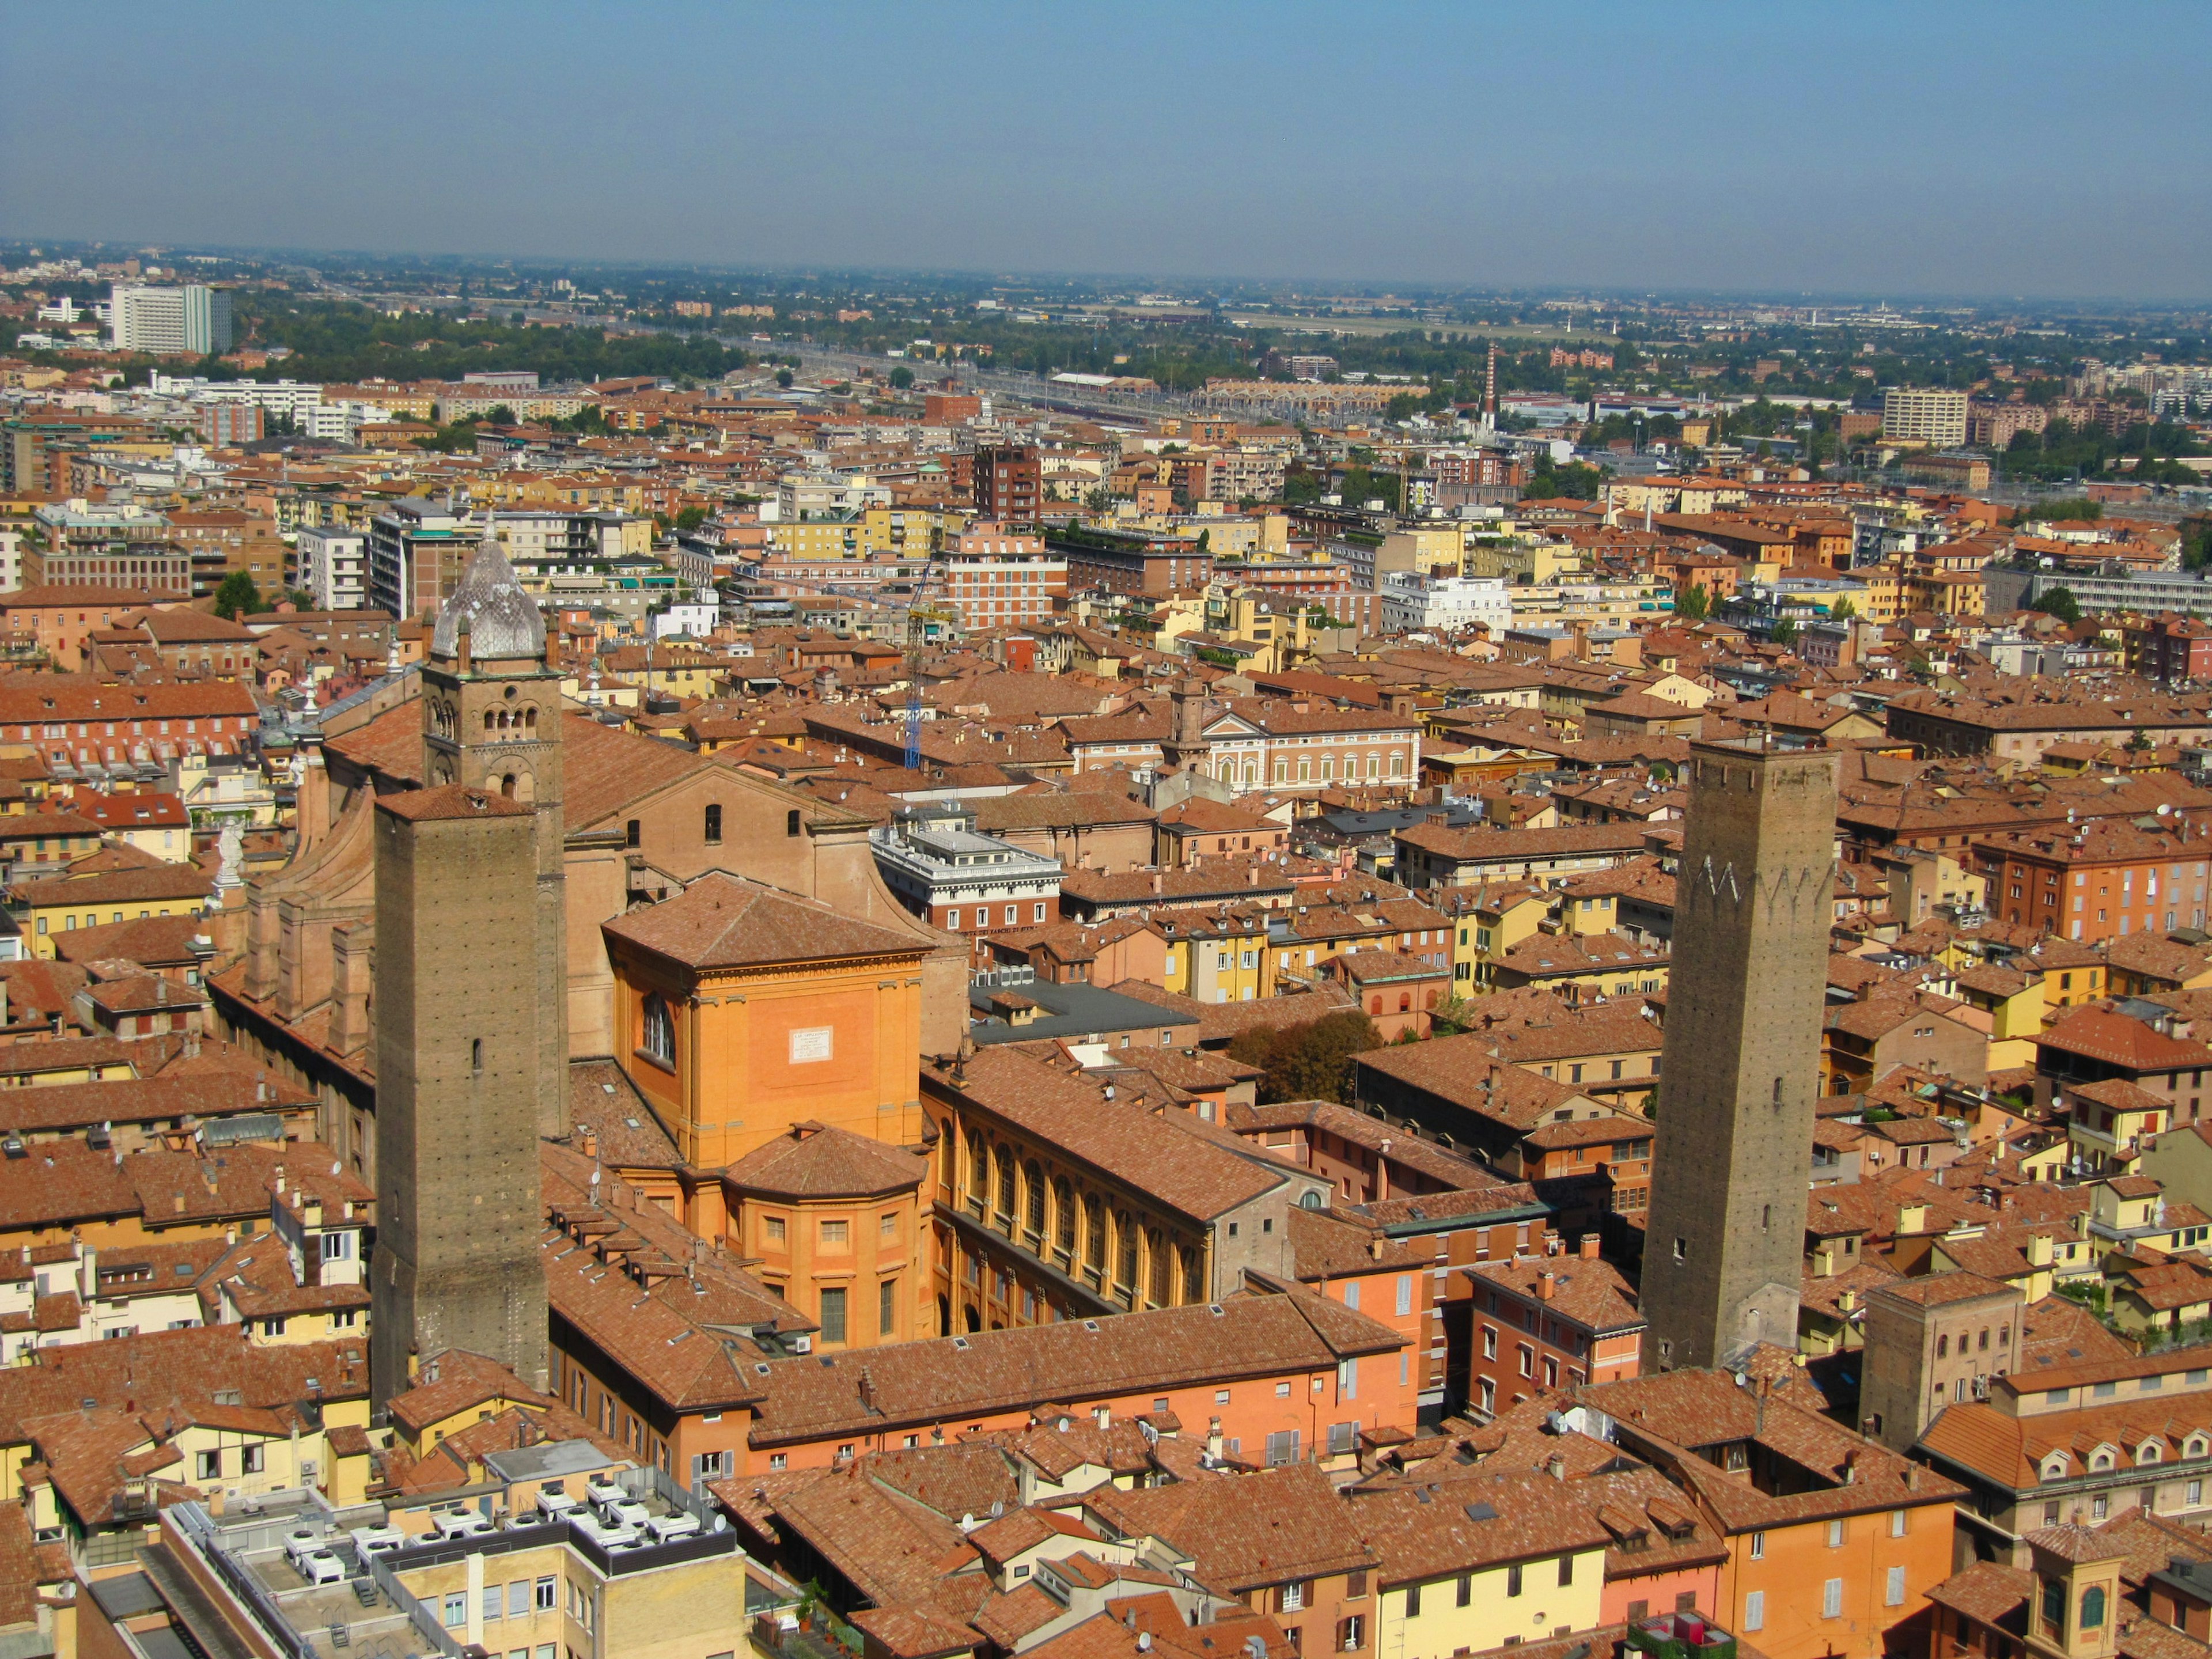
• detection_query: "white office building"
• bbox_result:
[111,284,233,356]
[1380,571,1514,637]
[297,527,369,611]
[1881,388,1969,447]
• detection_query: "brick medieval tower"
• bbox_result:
[1640,737,1839,1372]
[370,529,563,1404]
[418,524,569,1139]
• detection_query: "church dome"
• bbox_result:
[432,526,546,661]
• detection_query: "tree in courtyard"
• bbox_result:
[213,571,263,620]
[1226,1012,1382,1104]
[2029,586,2082,624]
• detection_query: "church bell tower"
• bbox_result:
[418,522,570,1137]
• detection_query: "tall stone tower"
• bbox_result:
[418,526,569,1139]
[370,531,565,1405]
[1160,679,1212,771]
[1641,737,1839,1372]
[370,781,547,1403]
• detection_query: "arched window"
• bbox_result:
[969,1135,989,1201]
[2139,1442,2162,1465]
[939,1123,957,1190]
[1938,1334,1949,1358]
[1398,992,1411,1013]
[1147,1229,1171,1304]
[1298,1190,1323,1210]
[483,709,497,734]
[1054,1177,1075,1250]
[995,1146,1016,1222]
[1181,1245,1203,1304]
[704,804,722,846]
[524,705,537,729]
[641,993,675,1066]
[500,772,517,798]
[1024,1161,1046,1234]
[1116,1211,1138,1289]
[1086,1196,1105,1267]
[2081,1587,2107,1630]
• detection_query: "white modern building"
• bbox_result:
[650,601,720,641]
[1881,388,1970,447]
[871,803,1062,937]
[111,284,233,355]
[297,527,369,611]
[1380,571,1513,637]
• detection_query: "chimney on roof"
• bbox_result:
[1094,1403,1111,1430]
[1580,1234,1600,1260]
[1536,1270,1556,1302]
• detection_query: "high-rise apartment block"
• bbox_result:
[109,283,233,356]
[973,444,1041,521]
[942,524,1065,628]
[1881,387,1969,446]
[1641,737,1839,1372]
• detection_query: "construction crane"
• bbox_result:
[902,601,956,771]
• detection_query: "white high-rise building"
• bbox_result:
[1881,388,1969,447]
[297,526,369,611]
[109,283,233,356]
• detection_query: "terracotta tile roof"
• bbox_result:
[0,1069,309,1136]
[1465,1255,1643,1336]
[1866,1270,2015,1309]
[1351,1035,1598,1132]
[1350,1468,1611,1584]
[1104,979,1359,1045]
[747,1293,1404,1449]
[1581,1369,1965,1529]
[16,861,213,908]
[566,1060,682,1171]
[2039,1005,2207,1072]
[725,1123,929,1198]
[865,1438,1024,1520]
[0,1322,366,1445]
[1085,1462,1376,1590]
[1926,1558,2032,1635]
[604,870,930,970]
[924,1044,1285,1222]
[2017,1293,2137,1372]
[1919,1389,2212,1492]
[1234,1098,1497,1190]
[382,1349,553,1437]
[768,1461,974,1604]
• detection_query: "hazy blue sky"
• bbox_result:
[5,1,2207,300]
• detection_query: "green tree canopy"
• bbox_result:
[2029,586,2082,624]
[1225,1012,1381,1105]
[213,571,265,620]
[888,366,914,389]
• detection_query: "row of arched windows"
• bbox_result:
[483,703,538,736]
[949,1118,1203,1308]
[426,695,538,742]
